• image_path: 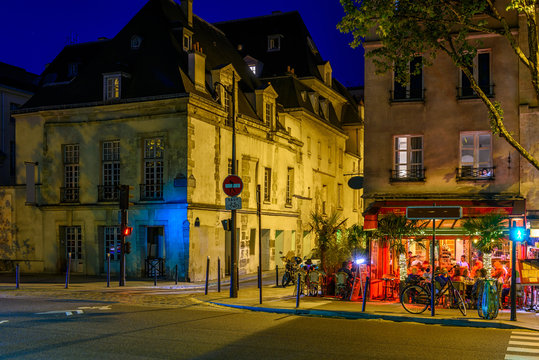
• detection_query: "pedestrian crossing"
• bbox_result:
[505,331,539,359]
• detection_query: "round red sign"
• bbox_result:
[223,175,243,197]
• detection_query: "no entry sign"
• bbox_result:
[223,175,243,197]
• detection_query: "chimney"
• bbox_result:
[181,0,193,28]
[188,42,206,92]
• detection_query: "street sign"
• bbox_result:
[223,175,243,197]
[406,206,462,219]
[225,196,242,210]
[347,176,364,189]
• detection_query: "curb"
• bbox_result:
[207,301,530,330]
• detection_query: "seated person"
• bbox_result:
[470,260,483,278]
[337,261,353,279]
[451,267,464,282]
[470,268,488,305]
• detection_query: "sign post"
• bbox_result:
[222,174,243,298]
[407,206,462,316]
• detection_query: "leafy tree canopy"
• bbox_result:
[339,0,539,170]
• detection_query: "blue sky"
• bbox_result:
[0,0,364,86]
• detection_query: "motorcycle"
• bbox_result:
[280,253,302,288]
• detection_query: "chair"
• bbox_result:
[335,271,349,299]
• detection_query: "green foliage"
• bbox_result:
[374,213,423,254]
[308,210,347,272]
[462,213,506,254]
[346,223,370,258]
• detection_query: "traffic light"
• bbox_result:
[221,219,232,231]
[119,185,134,210]
[123,226,133,236]
[125,241,132,254]
[509,227,529,242]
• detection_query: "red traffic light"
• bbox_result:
[123,226,133,236]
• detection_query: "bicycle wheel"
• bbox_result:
[282,272,290,288]
[400,285,429,314]
[452,289,467,316]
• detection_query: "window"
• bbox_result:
[265,102,273,125]
[100,140,120,201]
[131,35,142,49]
[264,168,271,202]
[320,99,328,118]
[337,184,343,209]
[393,56,423,101]
[143,137,164,200]
[307,136,311,156]
[104,226,121,261]
[393,135,424,180]
[66,226,82,260]
[68,63,78,77]
[286,168,294,205]
[459,131,492,179]
[62,144,79,202]
[309,93,319,114]
[104,74,121,100]
[183,33,192,51]
[460,51,492,98]
[267,35,281,51]
[249,65,256,74]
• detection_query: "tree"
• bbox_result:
[374,213,424,277]
[346,223,370,260]
[462,213,506,277]
[339,0,539,170]
[308,211,347,273]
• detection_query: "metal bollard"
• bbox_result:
[296,273,301,308]
[107,253,110,288]
[205,256,210,295]
[362,276,370,312]
[154,267,157,286]
[175,264,178,285]
[15,264,20,289]
[65,252,71,289]
[237,267,239,290]
[257,266,260,289]
[275,265,279,287]
[217,257,221,293]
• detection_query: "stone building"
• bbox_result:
[11,0,362,281]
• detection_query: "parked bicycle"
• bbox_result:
[400,267,467,316]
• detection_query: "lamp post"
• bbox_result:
[215,72,238,298]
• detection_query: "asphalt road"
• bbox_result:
[0,296,528,360]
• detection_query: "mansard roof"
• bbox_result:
[214,11,325,81]
[22,0,260,115]
[0,62,38,93]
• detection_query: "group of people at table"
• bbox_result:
[406,253,513,307]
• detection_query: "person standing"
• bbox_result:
[457,255,470,271]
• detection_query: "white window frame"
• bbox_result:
[102,140,120,200]
[103,74,121,100]
[63,144,79,201]
[143,137,164,200]
[267,35,281,52]
[286,167,294,205]
[66,226,82,260]
[393,135,423,178]
[104,226,121,261]
[460,131,492,175]
[265,102,273,125]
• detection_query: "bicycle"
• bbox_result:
[400,268,467,316]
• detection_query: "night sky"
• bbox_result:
[0,0,364,87]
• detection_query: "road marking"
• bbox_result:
[0,320,8,324]
[36,310,84,316]
[505,330,539,359]
[77,305,111,310]
[509,341,539,347]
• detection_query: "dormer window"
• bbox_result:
[183,34,192,51]
[249,65,256,74]
[131,35,142,49]
[244,55,262,77]
[301,91,307,102]
[267,34,281,52]
[309,92,319,114]
[68,63,78,77]
[320,99,329,119]
[265,102,273,125]
[103,74,121,100]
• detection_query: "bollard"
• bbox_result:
[154,266,157,286]
[237,267,239,290]
[107,253,110,288]
[362,276,370,312]
[257,266,260,289]
[15,264,20,289]
[217,257,221,293]
[295,273,301,308]
[205,256,210,295]
[65,252,71,289]
[175,264,178,285]
[275,265,279,287]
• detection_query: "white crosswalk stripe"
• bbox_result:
[505,330,539,360]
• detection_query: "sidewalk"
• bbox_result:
[1,272,538,331]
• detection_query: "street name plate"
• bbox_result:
[225,196,242,210]
[406,206,462,219]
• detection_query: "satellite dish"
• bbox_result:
[348,176,364,189]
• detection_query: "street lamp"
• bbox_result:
[215,72,238,298]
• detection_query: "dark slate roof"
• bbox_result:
[0,62,38,93]
[214,11,325,81]
[22,0,260,118]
